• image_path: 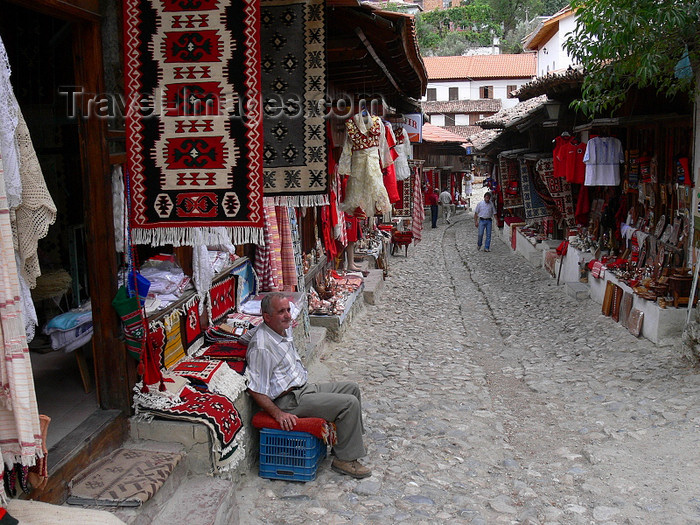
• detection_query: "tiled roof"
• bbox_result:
[467,129,502,150]
[423,54,536,80]
[476,94,548,128]
[422,99,502,114]
[421,122,468,143]
[444,125,484,139]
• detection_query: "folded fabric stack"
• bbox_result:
[43,304,93,352]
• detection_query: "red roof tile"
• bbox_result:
[421,122,468,143]
[423,54,536,80]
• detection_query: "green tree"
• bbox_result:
[564,0,700,116]
[416,2,501,55]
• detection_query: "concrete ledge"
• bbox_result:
[362,269,385,305]
[565,281,590,300]
[310,283,365,342]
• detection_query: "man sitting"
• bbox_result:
[246,292,371,479]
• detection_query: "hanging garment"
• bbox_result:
[411,168,424,244]
[381,122,400,204]
[0,156,42,493]
[275,206,298,291]
[10,112,56,289]
[583,136,625,186]
[393,128,412,181]
[338,114,391,216]
[0,38,20,210]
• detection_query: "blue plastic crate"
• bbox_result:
[259,428,327,482]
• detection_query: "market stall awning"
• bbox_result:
[326,0,427,112]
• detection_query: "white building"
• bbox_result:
[422,55,537,126]
[522,6,579,76]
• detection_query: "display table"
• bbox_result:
[586,271,689,345]
[309,282,364,342]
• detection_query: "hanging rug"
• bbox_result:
[67,448,183,507]
[123,0,265,246]
[537,157,575,227]
[260,0,328,206]
[518,158,548,219]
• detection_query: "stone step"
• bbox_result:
[362,269,385,305]
[151,475,238,525]
[565,281,590,300]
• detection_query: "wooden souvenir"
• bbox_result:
[619,292,633,329]
[602,281,615,316]
[611,285,624,322]
[628,308,644,337]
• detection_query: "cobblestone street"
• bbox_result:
[236,195,700,524]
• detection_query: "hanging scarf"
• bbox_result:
[0,156,42,497]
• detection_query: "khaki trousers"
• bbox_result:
[275,381,366,461]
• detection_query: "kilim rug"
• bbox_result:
[134,387,244,473]
[536,158,576,227]
[260,0,328,206]
[518,158,548,219]
[207,274,236,324]
[124,0,264,246]
[499,156,522,209]
[67,448,183,507]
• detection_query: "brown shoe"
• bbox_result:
[331,459,371,479]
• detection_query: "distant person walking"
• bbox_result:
[474,191,496,252]
[426,187,439,228]
[439,188,452,224]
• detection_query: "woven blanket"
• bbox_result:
[411,170,424,244]
[537,158,575,227]
[252,411,337,446]
[260,0,328,206]
[124,0,264,246]
[499,157,522,209]
[67,448,182,507]
[170,357,247,400]
[207,274,236,324]
[134,386,244,473]
[518,158,548,219]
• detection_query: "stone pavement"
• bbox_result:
[235,193,700,524]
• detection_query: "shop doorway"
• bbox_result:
[0,1,98,449]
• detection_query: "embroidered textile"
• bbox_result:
[123,0,264,246]
[182,295,204,353]
[113,285,146,360]
[252,411,337,446]
[536,158,575,227]
[0,155,43,491]
[518,158,548,219]
[134,386,244,473]
[338,114,392,216]
[207,274,236,324]
[276,206,298,290]
[260,0,327,206]
[499,156,522,209]
[163,311,186,369]
[411,170,424,244]
[231,259,259,309]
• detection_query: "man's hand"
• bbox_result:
[276,412,299,431]
[248,389,299,430]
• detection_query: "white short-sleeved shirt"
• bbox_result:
[583,137,625,186]
[474,200,496,219]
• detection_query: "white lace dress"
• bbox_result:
[338,114,391,216]
[393,128,412,181]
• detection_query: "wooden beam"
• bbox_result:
[354,27,401,93]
